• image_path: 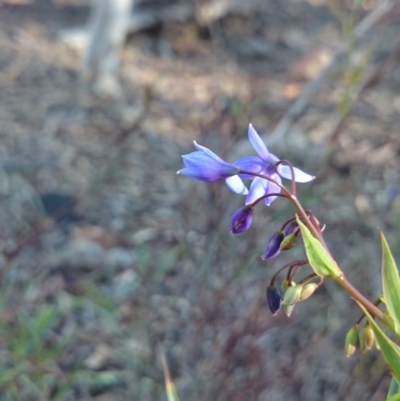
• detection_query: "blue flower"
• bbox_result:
[177,142,240,182]
[227,124,315,205]
[230,205,253,234]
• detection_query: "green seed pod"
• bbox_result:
[281,279,295,294]
[359,324,375,352]
[284,303,296,317]
[299,283,318,301]
[283,284,303,306]
[345,325,359,357]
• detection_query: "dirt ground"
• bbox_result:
[0,0,400,400]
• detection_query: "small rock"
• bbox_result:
[106,247,136,270]
[108,269,140,302]
[84,344,114,370]
[73,225,117,249]
[131,227,159,244]
[61,240,106,270]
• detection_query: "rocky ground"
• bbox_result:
[0,0,400,400]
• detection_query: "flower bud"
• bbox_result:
[280,221,299,251]
[230,206,253,234]
[281,279,295,294]
[283,284,303,306]
[261,231,284,260]
[359,324,375,352]
[266,286,282,316]
[299,283,318,301]
[344,325,358,357]
[284,303,296,317]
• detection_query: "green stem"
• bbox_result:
[335,275,394,330]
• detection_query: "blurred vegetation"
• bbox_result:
[0,0,399,400]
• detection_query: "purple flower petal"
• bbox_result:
[177,167,219,182]
[225,176,248,195]
[193,142,230,166]
[277,165,315,183]
[181,152,204,167]
[232,156,264,179]
[248,124,270,161]
[245,176,268,205]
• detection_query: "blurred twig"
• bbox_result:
[231,0,397,158]
[269,0,396,142]
[326,40,400,149]
[112,85,153,145]
[310,38,400,180]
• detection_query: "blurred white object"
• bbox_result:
[59,0,247,97]
[82,0,134,97]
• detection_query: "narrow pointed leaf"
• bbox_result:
[356,302,400,384]
[381,232,400,335]
[296,217,342,278]
[162,354,181,401]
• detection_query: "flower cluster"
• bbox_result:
[178,123,400,396]
[178,124,317,316]
[178,124,314,231]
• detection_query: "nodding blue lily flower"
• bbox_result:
[177,141,240,182]
[227,124,315,206]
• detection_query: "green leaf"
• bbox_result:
[296,217,342,278]
[387,378,399,399]
[356,302,400,384]
[385,392,400,401]
[381,232,400,335]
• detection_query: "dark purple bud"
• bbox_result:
[283,221,298,236]
[231,206,253,234]
[266,286,282,316]
[261,231,284,260]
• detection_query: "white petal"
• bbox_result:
[225,176,248,195]
[245,177,268,204]
[277,165,315,183]
[248,124,270,161]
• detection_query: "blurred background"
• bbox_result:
[0,0,400,400]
